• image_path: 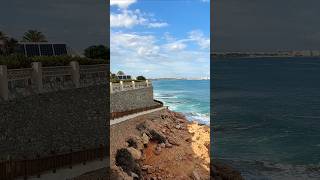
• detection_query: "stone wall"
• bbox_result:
[0,84,108,159]
[110,87,158,113]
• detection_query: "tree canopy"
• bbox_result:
[117,71,125,75]
[84,45,109,60]
[22,30,47,42]
[0,31,19,55]
[136,76,146,80]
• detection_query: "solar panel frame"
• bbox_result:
[53,44,68,56]
[18,43,68,57]
[25,44,40,57]
[39,44,54,56]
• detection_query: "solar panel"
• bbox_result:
[53,44,67,56]
[40,44,54,56]
[17,43,68,57]
[25,44,40,57]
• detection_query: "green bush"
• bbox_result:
[84,45,109,59]
[0,54,32,69]
[0,55,108,69]
[136,76,146,80]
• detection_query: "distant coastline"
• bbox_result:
[212,50,320,59]
[150,77,210,80]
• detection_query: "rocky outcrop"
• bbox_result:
[110,109,211,179]
[211,161,244,180]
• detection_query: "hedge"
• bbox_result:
[0,54,108,69]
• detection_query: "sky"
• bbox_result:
[110,0,210,79]
[213,0,320,52]
[0,0,107,54]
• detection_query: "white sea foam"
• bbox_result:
[221,158,320,180]
[184,112,210,125]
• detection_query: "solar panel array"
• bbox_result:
[18,43,68,57]
[52,44,67,55]
[39,44,54,56]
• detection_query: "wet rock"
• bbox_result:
[211,160,244,180]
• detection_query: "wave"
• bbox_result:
[183,112,210,125]
[154,89,209,125]
[215,158,320,180]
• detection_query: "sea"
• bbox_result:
[212,57,320,180]
[152,79,210,125]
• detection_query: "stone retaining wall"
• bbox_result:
[110,87,158,113]
[0,84,108,160]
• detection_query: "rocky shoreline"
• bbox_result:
[110,108,244,180]
[110,109,210,179]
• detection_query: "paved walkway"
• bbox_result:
[110,106,167,126]
[16,158,109,180]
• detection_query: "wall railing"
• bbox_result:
[110,100,163,119]
[0,145,106,180]
[0,62,107,100]
[110,80,151,93]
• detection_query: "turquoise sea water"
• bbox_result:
[212,57,320,179]
[152,79,210,124]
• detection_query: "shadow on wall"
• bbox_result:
[0,84,108,179]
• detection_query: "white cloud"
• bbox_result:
[164,41,187,51]
[110,0,137,9]
[188,30,210,49]
[110,9,168,29]
[110,10,146,28]
[111,31,209,78]
[163,32,176,42]
[111,32,160,57]
[148,22,168,28]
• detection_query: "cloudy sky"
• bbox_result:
[0,0,107,54]
[110,0,210,79]
[213,0,320,52]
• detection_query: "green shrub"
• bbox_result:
[0,55,108,69]
[136,76,146,80]
[0,54,32,69]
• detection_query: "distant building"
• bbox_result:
[17,42,70,57]
[116,72,132,80]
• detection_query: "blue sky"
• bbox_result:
[110,0,210,78]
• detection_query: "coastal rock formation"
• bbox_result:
[210,161,244,180]
[110,109,210,179]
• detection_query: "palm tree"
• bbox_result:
[22,30,47,42]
